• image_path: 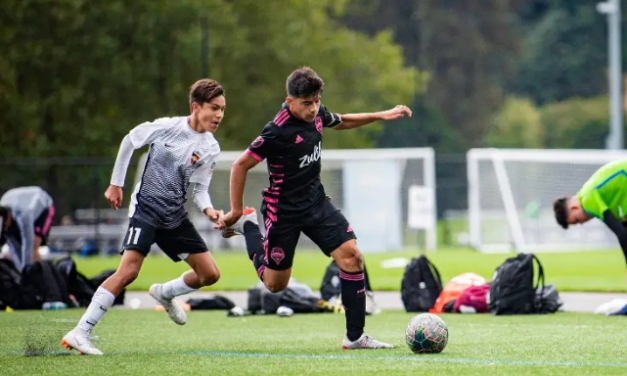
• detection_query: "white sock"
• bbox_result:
[77,287,115,334]
[161,275,197,299]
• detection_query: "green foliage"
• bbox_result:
[487,96,544,148]
[412,0,524,148]
[341,0,524,149]
[374,98,463,152]
[0,0,420,159]
[539,96,613,149]
[487,95,619,149]
[513,6,607,105]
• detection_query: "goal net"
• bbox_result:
[136,148,437,253]
[467,148,627,253]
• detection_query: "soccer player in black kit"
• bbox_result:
[219,67,411,349]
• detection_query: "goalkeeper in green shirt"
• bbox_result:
[553,159,627,260]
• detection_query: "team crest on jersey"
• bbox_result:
[315,116,323,134]
[252,136,264,149]
[191,151,201,165]
[271,247,285,265]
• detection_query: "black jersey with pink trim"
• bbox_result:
[246,103,342,220]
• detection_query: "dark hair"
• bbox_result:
[286,67,324,98]
[553,197,569,229]
[0,206,9,239]
[189,79,224,110]
[0,206,8,219]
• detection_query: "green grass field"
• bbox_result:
[73,248,627,292]
[2,310,627,375]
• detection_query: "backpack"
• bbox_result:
[430,272,486,314]
[319,260,374,302]
[489,253,545,315]
[20,260,71,309]
[248,279,331,315]
[401,255,443,312]
[536,284,562,314]
[320,260,342,302]
[187,295,235,310]
[0,258,21,309]
[453,284,491,314]
[55,257,96,307]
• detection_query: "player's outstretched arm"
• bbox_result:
[334,105,412,130]
[106,134,137,210]
[602,211,627,266]
[219,152,260,228]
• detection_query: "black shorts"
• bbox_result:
[33,205,55,246]
[121,218,207,262]
[261,199,356,271]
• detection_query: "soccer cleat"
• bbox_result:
[61,329,103,355]
[221,207,258,238]
[342,334,395,350]
[149,284,187,325]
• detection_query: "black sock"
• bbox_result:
[340,269,366,341]
[243,222,263,261]
[243,222,266,281]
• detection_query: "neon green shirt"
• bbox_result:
[577,159,627,221]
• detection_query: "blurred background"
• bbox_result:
[2,0,626,257]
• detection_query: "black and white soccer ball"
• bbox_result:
[405,313,448,354]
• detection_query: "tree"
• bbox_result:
[340,0,526,149]
[0,0,420,215]
[513,5,607,105]
[539,96,613,149]
[487,97,544,148]
[0,0,420,159]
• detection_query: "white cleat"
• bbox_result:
[342,334,395,350]
[221,207,258,238]
[61,329,103,355]
[149,284,187,325]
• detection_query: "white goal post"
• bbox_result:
[467,148,627,253]
[136,147,437,253]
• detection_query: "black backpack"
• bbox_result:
[55,257,125,307]
[20,260,71,309]
[320,260,342,302]
[55,257,95,307]
[187,295,235,310]
[536,284,562,314]
[0,258,22,309]
[489,253,545,315]
[401,255,443,312]
[319,260,373,302]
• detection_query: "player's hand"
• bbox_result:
[216,210,242,230]
[204,208,224,224]
[104,185,123,210]
[379,105,412,121]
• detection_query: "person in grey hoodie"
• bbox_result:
[0,186,55,271]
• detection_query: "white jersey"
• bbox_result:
[127,117,220,229]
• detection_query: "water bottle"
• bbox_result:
[42,302,67,311]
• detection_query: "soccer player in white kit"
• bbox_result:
[61,79,226,355]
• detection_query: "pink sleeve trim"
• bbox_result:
[246,149,264,162]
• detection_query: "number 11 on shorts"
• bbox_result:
[127,227,142,245]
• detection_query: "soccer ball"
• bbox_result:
[405,313,448,354]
